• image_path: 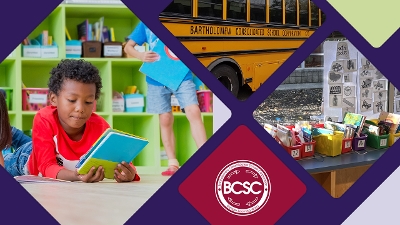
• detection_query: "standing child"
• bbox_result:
[124,21,207,176]
[3,59,140,183]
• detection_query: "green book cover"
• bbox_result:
[76,128,149,179]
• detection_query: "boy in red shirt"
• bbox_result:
[4,59,139,183]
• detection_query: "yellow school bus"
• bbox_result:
[160,0,325,97]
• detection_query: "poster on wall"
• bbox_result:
[343,73,353,83]
[331,61,344,73]
[361,57,376,70]
[336,41,350,60]
[343,59,357,72]
[328,71,343,83]
[343,86,356,98]
[323,40,391,121]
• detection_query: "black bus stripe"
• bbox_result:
[194,48,298,57]
[178,37,308,41]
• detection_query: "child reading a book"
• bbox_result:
[0,90,32,168]
[124,21,207,176]
[3,59,139,183]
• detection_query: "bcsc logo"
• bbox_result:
[215,160,271,216]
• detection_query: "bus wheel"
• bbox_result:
[211,64,239,97]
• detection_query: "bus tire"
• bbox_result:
[211,64,240,97]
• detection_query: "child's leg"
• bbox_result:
[3,141,32,177]
[159,112,178,166]
[146,83,179,175]
[184,104,207,148]
[175,80,207,149]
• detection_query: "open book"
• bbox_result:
[139,39,190,91]
[75,128,149,179]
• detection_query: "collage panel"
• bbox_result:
[253,31,400,198]
[0,1,214,224]
[160,0,326,100]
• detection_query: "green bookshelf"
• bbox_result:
[1,4,213,174]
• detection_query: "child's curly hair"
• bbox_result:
[48,59,102,99]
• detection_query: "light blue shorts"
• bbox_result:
[146,80,199,114]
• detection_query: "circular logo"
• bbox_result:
[164,46,179,60]
[215,160,271,216]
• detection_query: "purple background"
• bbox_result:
[1,0,399,224]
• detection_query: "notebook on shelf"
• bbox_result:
[75,128,149,179]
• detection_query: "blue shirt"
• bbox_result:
[128,22,193,86]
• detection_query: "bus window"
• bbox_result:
[285,0,297,25]
[198,0,223,19]
[298,0,309,26]
[227,0,247,21]
[250,0,266,22]
[162,0,192,16]
[269,0,283,24]
[310,1,319,26]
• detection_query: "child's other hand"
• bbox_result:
[114,161,136,182]
[76,166,105,183]
[140,51,159,62]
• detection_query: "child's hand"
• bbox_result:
[76,166,105,183]
[140,51,159,62]
[114,161,136,182]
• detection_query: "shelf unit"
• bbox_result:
[0,4,213,174]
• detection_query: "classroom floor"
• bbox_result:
[21,175,170,225]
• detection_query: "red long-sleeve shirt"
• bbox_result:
[27,106,140,181]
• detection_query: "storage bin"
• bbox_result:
[124,93,144,112]
[82,41,102,58]
[301,140,316,158]
[197,90,213,112]
[276,136,302,160]
[41,42,58,58]
[66,40,82,58]
[313,131,344,157]
[352,133,368,151]
[388,132,400,147]
[103,42,123,58]
[22,39,41,58]
[0,88,12,110]
[366,132,389,149]
[341,137,353,154]
[22,88,50,111]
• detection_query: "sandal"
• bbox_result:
[161,165,179,176]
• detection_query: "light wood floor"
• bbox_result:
[21,175,170,225]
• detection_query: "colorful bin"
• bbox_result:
[313,131,344,157]
[22,88,50,111]
[366,132,389,149]
[352,133,368,151]
[341,137,353,154]
[388,132,400,147]
[301,140,316,158]
[124,93,144,112]
[66,40,82,58]
[197,90,212,112]
[276,136,302,160]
